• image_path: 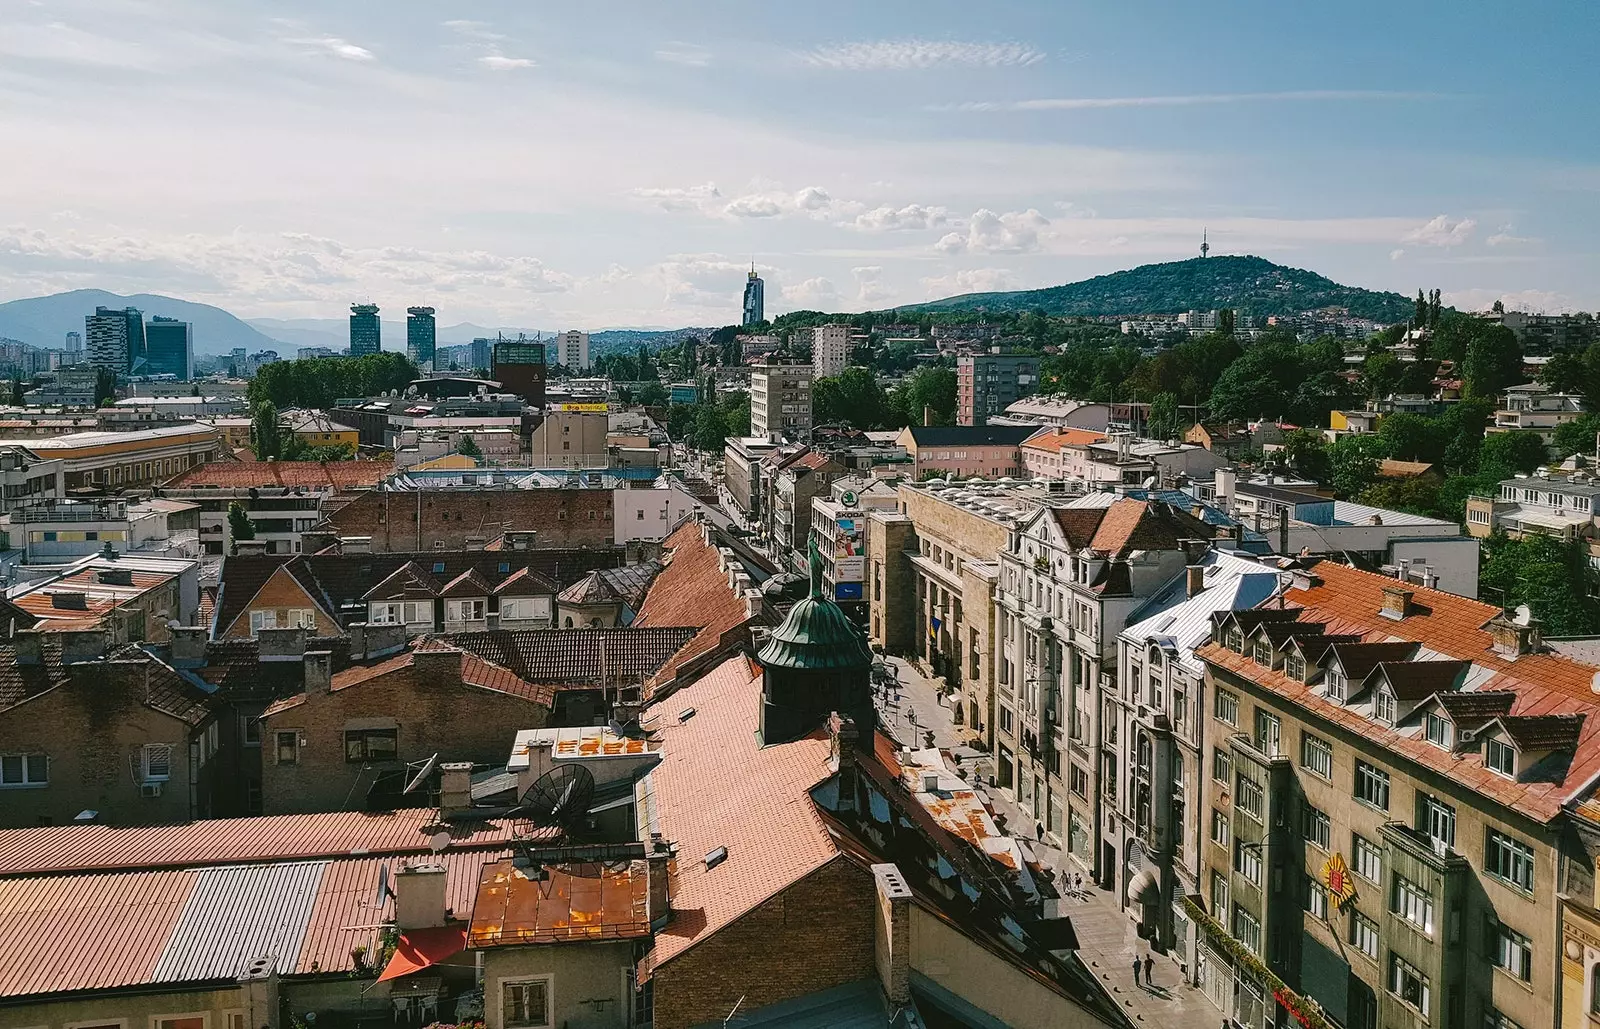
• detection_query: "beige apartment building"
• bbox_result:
[750,357,812,440]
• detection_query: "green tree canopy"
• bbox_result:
[890,367,957,427]
[247,353,418,410]
[636,381,669,407]
[814,368,894,430]
[227,501,255,556]
[251,401,281,460]
[456,435,482,459]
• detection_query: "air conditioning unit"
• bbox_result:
[140,782,164,798]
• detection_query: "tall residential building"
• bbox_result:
[742,265,765,326]
[63,331,82,359]
[810,323,851,379]
[957,352,1040,426]
[405,306,436,369]
[143,316,193,380]
[491,335,547,407]
[349,303,381,356]
[469,337,492,372]
[85,306,141,373]
[750,358,812,440]
[558,329,590,371]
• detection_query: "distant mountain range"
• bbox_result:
[903,255,1414,323]
[0,290,281,354]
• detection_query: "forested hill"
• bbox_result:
[902,256,1413,322]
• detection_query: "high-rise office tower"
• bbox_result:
[742,265,765,326]
[64,331,82,359]
[558,329,590,371]
[85,306,141,373]
[144,316,193,380]
[350,303,381,356]
[492,335,548,407]
[406,306,436,369]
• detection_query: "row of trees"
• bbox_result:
[247,353,418,410]
[812,366,957,431]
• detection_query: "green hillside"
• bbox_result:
[902,255,1412,322]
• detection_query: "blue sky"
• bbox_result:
[1,0,1597,327]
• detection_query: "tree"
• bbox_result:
[636,381,668,407]
[1279,429,1331,482]
[1553,413,1600,458]
[227,501,255,556]
[1364,353,1405,401]
[1328,433,1387,497]
[1428,288,1443,330]
[1375,412,1447,464]
[814,367,893,430]
[1218,309,1236,336]
[1477,432,1548,478]
[890,367,956,427]
[8,378,21,406]
[1146,392,1183,441]
[456,435,482,459]
[1461,325,1523,400]
[1480,532,1599,635]
[247,352,418,410]
[94,368,116,407]
[1414,289,1428,328]
[251,401,281,460]
[1357,477,1443,519]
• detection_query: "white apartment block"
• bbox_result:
[558,330,591,371]
[811,324,851,378]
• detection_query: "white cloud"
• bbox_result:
[1487,225,1535,246]
[935,90,1439,112]
[1441,288,1573,314]
[290,36,375,62]
[443,20,507,42]
[935,208,1049,254]
[479,54,535,71]
[655,43,711,67]
[801,39,1045,71]
[920,268,1018,299]
[783,276,843,308]
[852,266,893,306]
[725,195,785,218]
[646,253,755,308]
[848,204,948,233]
[1390,249,1406,261]
[1400,214,1476,247]
[628,182,724,212]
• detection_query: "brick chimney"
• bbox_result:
[871,863,912,1005]
[413,648,463,683]
[393,863,448,930]
[258,626,308,662]
[170,626,208,669]
[1186,564,1205,598]
[1379,585,1414,621]
[438,761,473,815]
[302,650,332,695]
[1488,613,1541,657]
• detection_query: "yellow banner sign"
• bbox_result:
[1320,852,1357,907]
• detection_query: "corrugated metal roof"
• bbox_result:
[151,862,328,982]
[0,868,194,998]
[0,809,517,877]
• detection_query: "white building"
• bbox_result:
[558,330,591,371]
[612,480,699,544]
[810,324,851,378]
[750,360,813,440]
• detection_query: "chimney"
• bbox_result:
[393,863,448,930]
[1379,585,1414,621]
[742,588,764,619]
[234,539,269,556]
[414,647,463,681]
[438,761,473,815]
[870,863,912,1005]
[350,621,406,660]
[1186,564,1206,598]
[302,650,332,695]
[647,849,672,930]
[1488,614,1541,657]
[13,630,43,666]
[235,958,280,1028]
[60,629,108,665]
[1179,537,1208,565]
[339,535,372,554]
[258,626,309,662]
[923,405,933,427]
[170,626,208,669]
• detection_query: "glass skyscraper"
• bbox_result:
[143,316,193,380]
[350,303,381,356]
[742,266,765,326]
[406,306,436,369]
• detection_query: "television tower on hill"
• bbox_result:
[1200,228,1209,259]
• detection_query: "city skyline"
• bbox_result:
[1,1,1598,326]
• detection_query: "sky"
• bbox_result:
[2,0,1599,329]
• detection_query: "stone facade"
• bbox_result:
[317,489,616,552]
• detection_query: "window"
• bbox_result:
[403,601,432,625]
[1486,829,1534,892]
[1420,794,1456,854]
[141,744,172,782]
[1253,710,1281,757]
[1325,666,1347,703]
[1492,923,1532,981]
[1486,737,1516,777]
[1424,711,1453,749]
[1485,1010,1524,1029]
[275,732,299,765]
[1300,732,1332,779]
[1232,904,1262,954]
[0,753,48,787]
[1212,747,1232,784]
[1390,954,1430,1015]
[1211,810,1230,848]
[1234,839,1262,886]
[1236,772,1263,821]
[1355,761,1390,811]
[248,609,276,635]
[369,603,400,625]
[1353,834,1382,883]
[503,977,551,1028]
[344,728,398,763]
[1305,873,1327,918]
[1350,911,1379,959]
[1215,689,1239,726]
[286,608,317,629]
[242,716,260,746]
[1303,805,1331,850]
[155,1018,206,1029]
[1285,653,1306,682]
[1210,870,1229,918]
[1373,687,1397,724]
[1224,627,1243,653]
[1251,639,1272,666]
[447,599,486,622]
[1392,874,1434,934]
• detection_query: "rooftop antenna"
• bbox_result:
[1200,228,1210,259]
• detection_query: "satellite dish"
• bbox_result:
[428,831,452,854]
[1514,604,1533,626]
[510,763,595,837]
[402,753,439,794]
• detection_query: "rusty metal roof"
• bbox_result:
[467,858,652,947]
[0,809,517,877]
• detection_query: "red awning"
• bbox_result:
[377,926,468,982]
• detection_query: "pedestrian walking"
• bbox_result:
[1132,958,1142,989]
[1143,954,1154,986]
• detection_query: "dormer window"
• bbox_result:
[1325,667,1347,703]
[1224,627,1243,653]
[1486,737,1516,777]
[1285,653,1306,682]
[1424,712,1453,749]
[1251,639,1272,667]
[1373,687,1396,725]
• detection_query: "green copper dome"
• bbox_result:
[757,538,873,672]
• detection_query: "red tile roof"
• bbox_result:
[1200,561,1600,822]
[638,657,837,975]
[632,521,759,692]
[163,459,394,489]
[1088,498,1211,556]
[262,648,557,717]
[1022,427,1106,454]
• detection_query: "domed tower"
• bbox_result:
[757,538,874,745]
